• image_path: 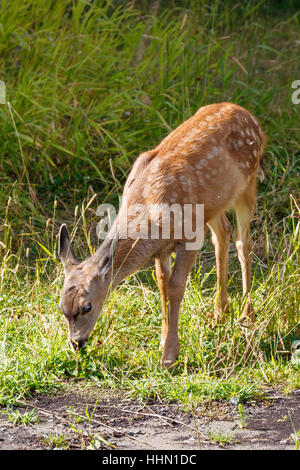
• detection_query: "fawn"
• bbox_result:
[58,102,265,368]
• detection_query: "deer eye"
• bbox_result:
[82,303,92,314]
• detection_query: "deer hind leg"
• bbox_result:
[207,214,231,321]
[162,245,198,369]
[234,185,256,322]
[155,254,172,350]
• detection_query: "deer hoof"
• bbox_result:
[162,357,178,369]
[239,303,255,324]
[162,349,179,369]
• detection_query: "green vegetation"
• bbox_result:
[1,407,39,426]
[208,430,237,447]
[0,1,299,408]
[41,432,70,450]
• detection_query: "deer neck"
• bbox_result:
[109,236,163,289]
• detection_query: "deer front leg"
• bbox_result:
[155,254,172,350]
[162,245,198,369]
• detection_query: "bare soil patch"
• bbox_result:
[0,388,299,450]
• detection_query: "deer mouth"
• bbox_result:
[70,338,87,352]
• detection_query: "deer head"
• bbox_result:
[58,224,118,350]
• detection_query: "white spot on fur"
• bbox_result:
[196,160,207,169]
[150,159,161,173]
[207,147,219,159]
[179,175,189,187]
[249,115,259,127]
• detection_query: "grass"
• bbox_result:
[237,403,248,429]
[41,432,70,450]
[208,430,237,447]
[289,414,300,450]
[1,407,39,426]
[0,0,299,409]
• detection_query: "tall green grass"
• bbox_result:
[0,1,299,406]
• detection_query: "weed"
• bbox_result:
[65,406,84,424]
[85,398,99,425]
[237,404,248,429]
[208,430,237,447]
[2,408,39,426]
[86,433,116,450]
[289,414,300,450]
[41,432,70,450]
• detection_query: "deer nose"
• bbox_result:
[70,338,87,351]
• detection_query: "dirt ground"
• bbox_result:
[0,387,299,451]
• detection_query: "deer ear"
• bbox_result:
[99,232,118,276]
[58,224,79,273]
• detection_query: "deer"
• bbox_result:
[58,102,266,368]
